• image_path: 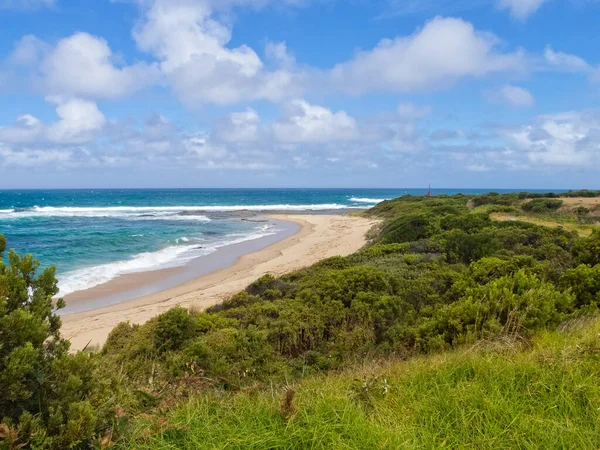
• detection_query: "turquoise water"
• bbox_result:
[0,188,557,295]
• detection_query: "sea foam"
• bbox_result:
[0,204,355,220]
[57,224,278,296]
[349,197,390,204]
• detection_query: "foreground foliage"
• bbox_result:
[2,191,600,448]
[0,237,120,449]
[118,315,600,449]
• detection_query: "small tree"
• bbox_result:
[0,236,105,449]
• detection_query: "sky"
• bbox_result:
[0,0,599,189]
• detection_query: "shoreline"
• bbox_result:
[60,217,300,315]
[61,214,379,351]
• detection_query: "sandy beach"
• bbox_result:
[61,214,378,350]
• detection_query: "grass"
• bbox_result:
[117,315,600,449]
[490,213,597,236]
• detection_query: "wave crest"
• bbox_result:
[57,225,278,296]
[349,197,389,204]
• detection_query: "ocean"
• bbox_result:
[0,188,555,297]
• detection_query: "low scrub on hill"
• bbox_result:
[2,194,600,449]
[118,315,600,449]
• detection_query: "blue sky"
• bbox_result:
[0,0,599,188]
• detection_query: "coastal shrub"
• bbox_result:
[379,214,439,244]
[560,264,600,307]
[0,237,113,449]
[435,229,503,264]
[440,213,492,233]
[518,191,560,199]
[155,307,197,353]
[522,198,563,213]
[572,230,600,266]
[470,193,518,207]
[103,322,139,354]
[183,327,275,378]
[562,189,600,197]
[404,271,575,352]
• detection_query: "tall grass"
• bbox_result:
[118,316,600,449]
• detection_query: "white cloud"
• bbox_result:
[397,103,432,120]
[46,98,107,144]
[272,100,359,143]
[489,84,535,107]
[265,41,295,68]
[544,46,592,73]
[498,0,546,20]
[131,0,303,105]
[0,114,44,144]
[213,108,261,143]
[328,17,525,95]
[0,145,72,169]
[9,35,49,66]
[0,98,106,146]
[503,111,600,166]
[40,32,160,99]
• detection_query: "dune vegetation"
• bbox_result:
[1,190,600,449]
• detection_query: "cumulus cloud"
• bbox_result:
[328,17,526,95]
[46,98,107,144]
[265,41,296,68]
[0,97,431,173]
[0,98,106,145]
[213,108,261,143]
[8,32,160,99]
[41,33,159,99]
[131,0,303,105]
[5,9,547,107]
[488,84,535,107]
[9,35,49,66]
[498,0,547,20]
[502,111,600,167]
[272,100,359,143]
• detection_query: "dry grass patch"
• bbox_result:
[490,213,596,237]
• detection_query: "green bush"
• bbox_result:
[562,189,600,198]
[409,270,574,352]
[379,214,438,244]
[560,264,600,307]
[572,230,600,266]
[522,198,563,213]
[0,237,113,449]
[155,307,197,353]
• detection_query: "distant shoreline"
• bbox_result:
[61,213,379,351]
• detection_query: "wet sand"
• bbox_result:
[60,218,300,315]
[61,214,379,350]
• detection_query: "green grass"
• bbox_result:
[117,315,600,449]
[490,212,597,236]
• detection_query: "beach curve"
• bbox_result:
[61,214,379,350]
